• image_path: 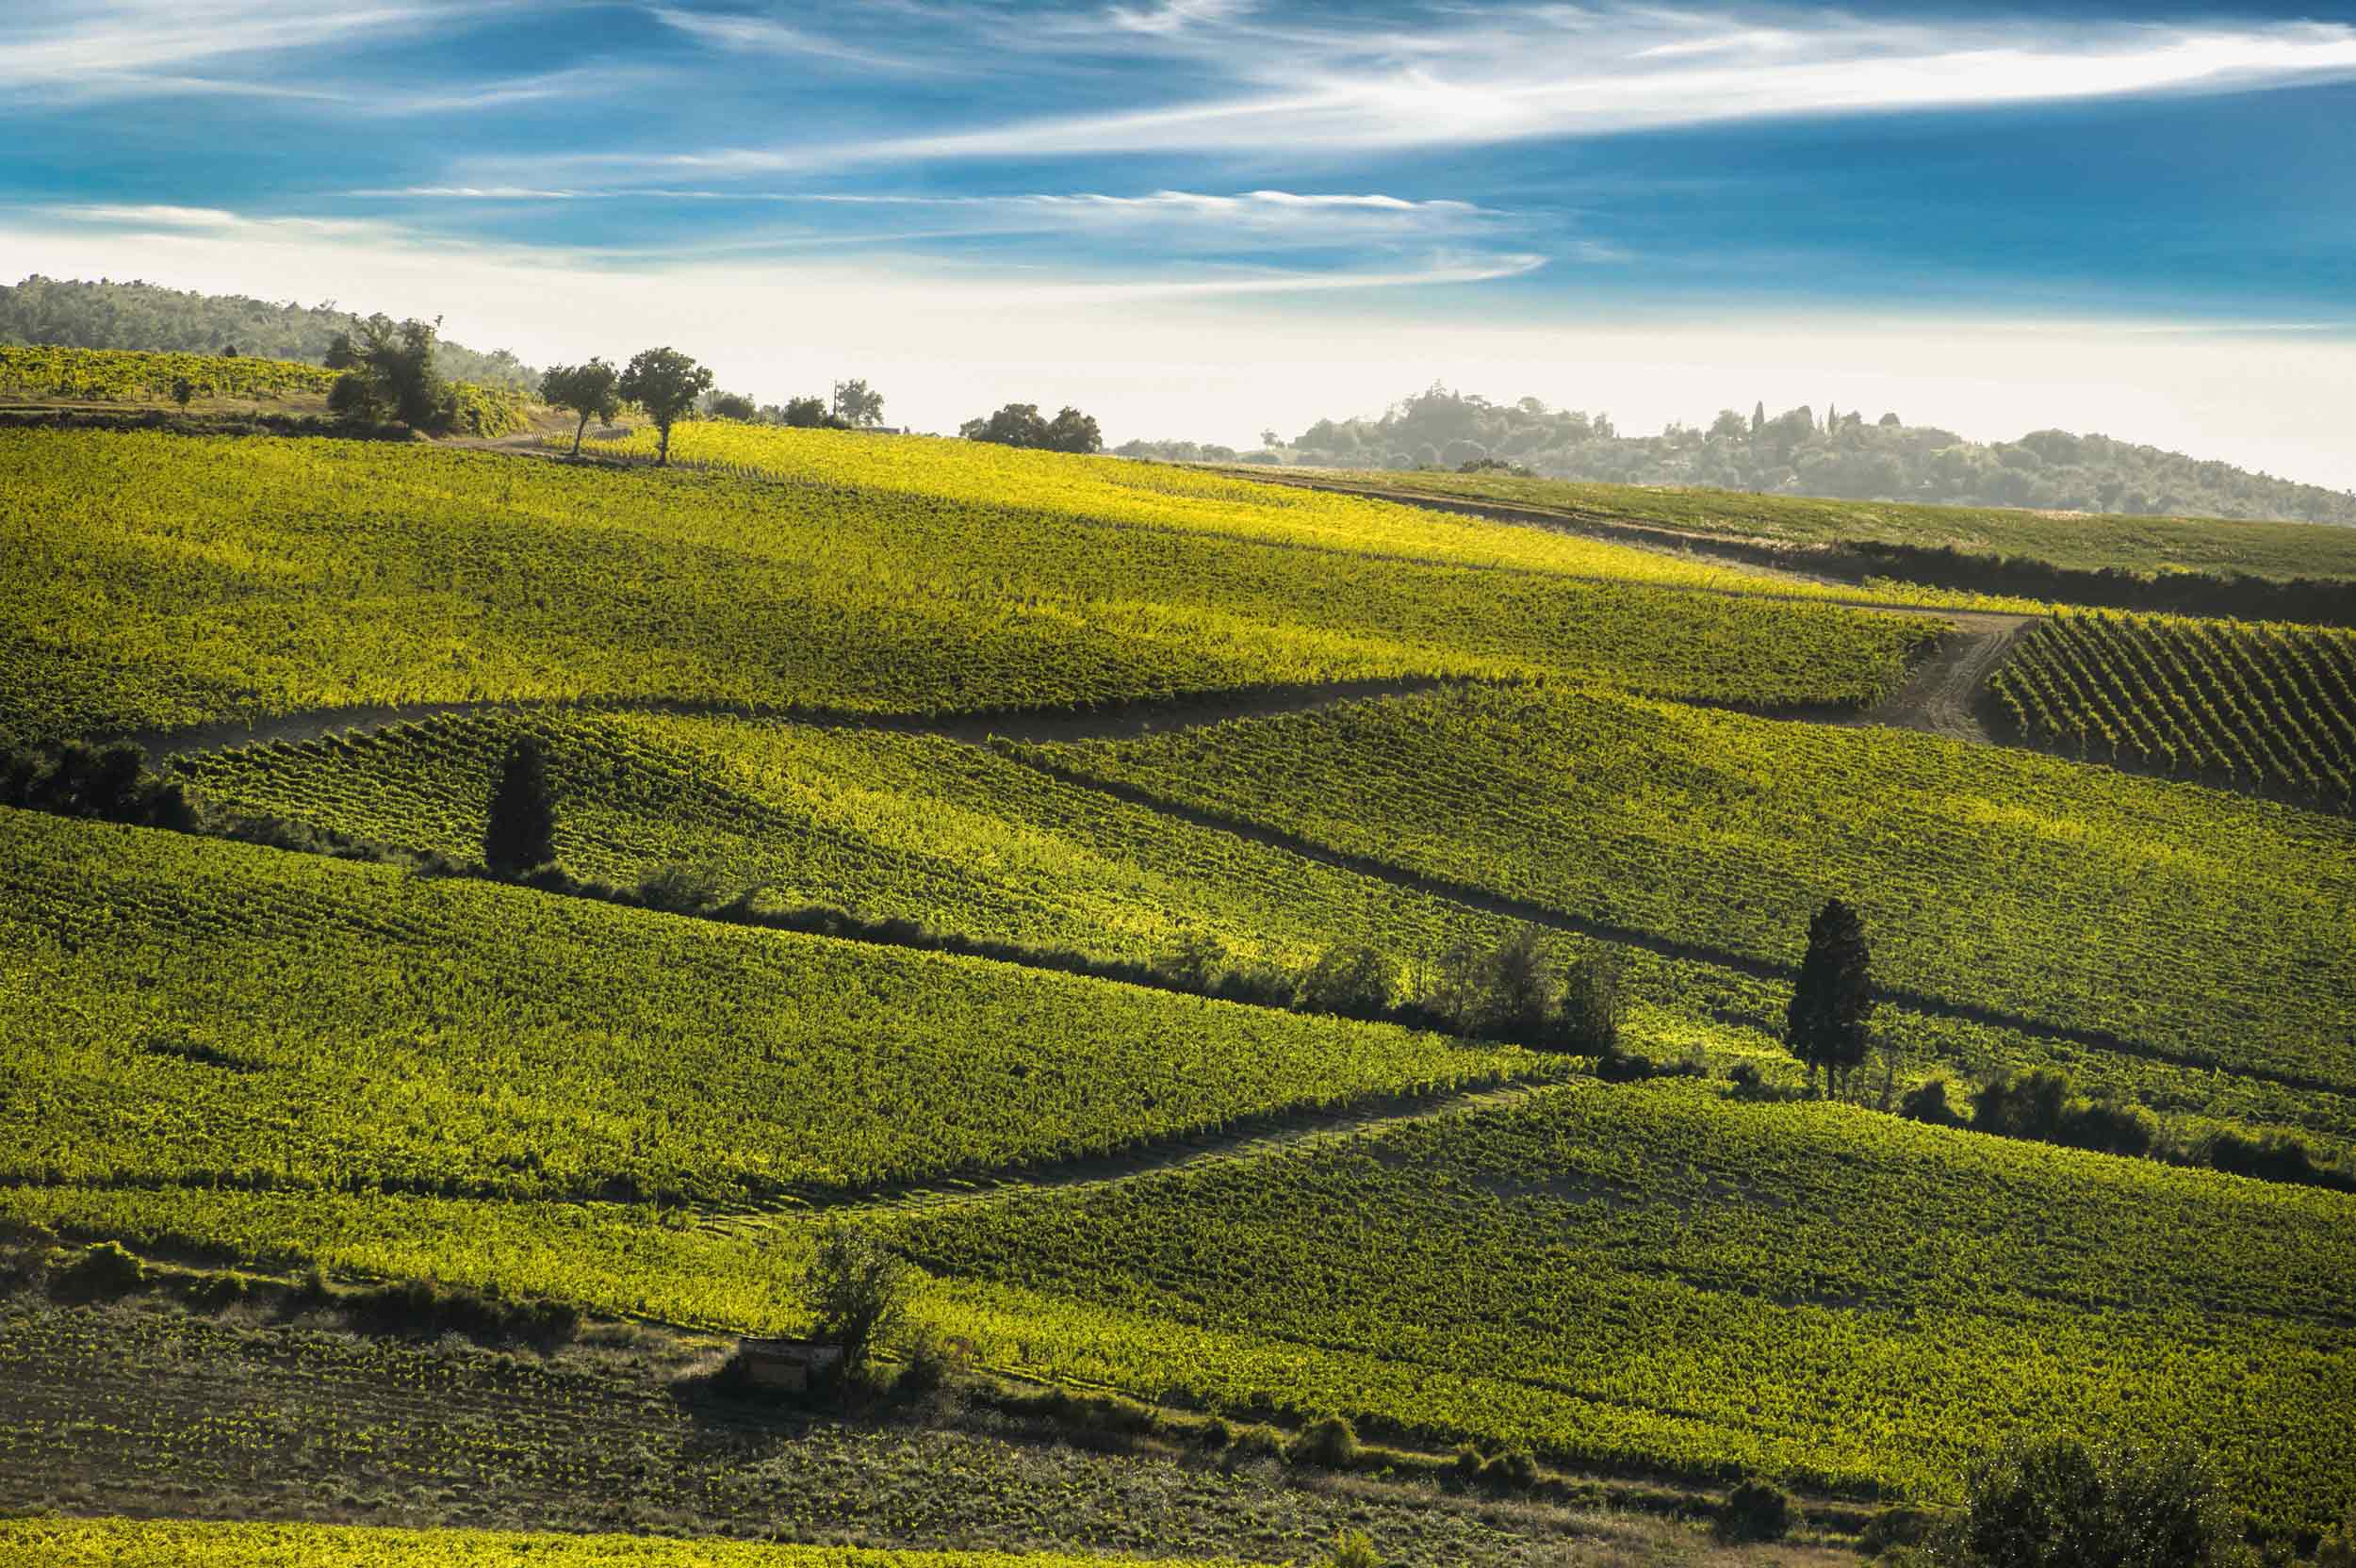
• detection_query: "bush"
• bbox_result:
[2055,1098,2156,1158]
[892,1322,963,1396]
[1595,1048,1657,1083]
[1718,1476,1793,1542]
[55,1241,146,1300]
[1323,1530,1380,1568]
[1973,1068,2073,1140]
[342,1278,578,1348]
[1298,943,1397,1021]
[1290,1413,1361,1469]
[1942,1435,2249,1568]
[1902,1077,1964,1126]
[633,862,729,915]
[1861,1505,1944,1554]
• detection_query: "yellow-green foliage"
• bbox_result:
[0,808,1543,1204]
[1025,683,2356,1091]
[0,1517,1264,1567]
[1990,609,2356,804]
[894,1081,2356,1536]
[0,345,528,434]
[1282,463,2356,582]
[0,430,1932,743]
[0,345,339,403]
[583,421,2009,611]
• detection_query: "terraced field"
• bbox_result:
[1026,683,2356,1092]
[894,1081,2356,1537]
[0,808,1543,1208]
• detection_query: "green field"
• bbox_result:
[0,430,1932,747]
[8,421,2355,1555]
[0,808,1542,1206]
[1266,464,2356,582]
[1988,609,2356,805]
[1023,683,2356,1092]
[894,1081,2356,1535]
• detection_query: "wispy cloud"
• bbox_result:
[0,0,479,94]
[500,7,2356,180]
[646,7,943,72]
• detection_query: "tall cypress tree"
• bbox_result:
[483,737,557,875]
[1785,898,1875,1097]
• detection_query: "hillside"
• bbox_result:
[0,275,537,392]
[1121,384,2356,527]
[5,418,2352,1560]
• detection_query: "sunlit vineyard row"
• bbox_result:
[0,808,1548,1204]
[1027,683,2356,1090]
[0,1517,1260,1568]
[576,421,2026,612]
[894,1081,2356,1537]
[165,706,2356,1158]
[1988,608,2356,805]
[0,345,339,403]
[0,431,1931,745]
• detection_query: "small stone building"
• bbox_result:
[731,1336,845,1395]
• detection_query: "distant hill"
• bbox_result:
[1118,384,2356,528]
[0,275,537,393]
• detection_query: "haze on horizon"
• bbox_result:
[5,0,2352,489]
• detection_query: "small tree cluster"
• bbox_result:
[326,314,456,430]
[2,742,194,831]
[1428,929,1625,1053]
[1928,1435,2250,1568]
[960,402,1103,454]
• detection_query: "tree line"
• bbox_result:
[1117,383,2356,526]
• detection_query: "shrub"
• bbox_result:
[1595,1048,1657,1083]
[1861,1505,1944,1553]
[2315,1506,2355,1568]
[342,1278,578,1348]
[55,1241,146,1300]
[1943,1435,2249,1568]
[633,862,729,916]
[1298,943,1398,1021]
[2055,1098,2156,1158]
[1973,1068,2074,1140]
[1479,1446,1538,1490]
[1903,1077,1963,1126]
[1290,1413,1361,1469]
[1719,1476,1794,1542]
[1323,1530,1380,1568]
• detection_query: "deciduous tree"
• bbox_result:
[538,359,621,456]
[617,346,714,466]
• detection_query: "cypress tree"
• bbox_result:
[483,737,557,875]
[1750,400,1765,436]
[1785,898,1875,1097]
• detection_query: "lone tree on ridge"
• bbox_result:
[539,359,621,456]
[1785,897,1874,1097]
[617,346,714,466]
[483,737,558,876]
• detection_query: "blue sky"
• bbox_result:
[5,1,2353,482]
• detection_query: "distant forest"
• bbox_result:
[1119,384,2356,527]
[0,276,538,393]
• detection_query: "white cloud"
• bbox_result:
[505,9,2356,179]
[0,0,472,93]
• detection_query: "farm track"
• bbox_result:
[693,1078,1564,1233]
[122,676,1468,763]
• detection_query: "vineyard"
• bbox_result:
[0,1519,1262,1568]
[155,704,2356,1163]
[575,421,2018,612]
[0,345,338,404]
[1025,683,2356,1092]
[0,431,1931,745]
[0,808,1546,1206]
[1988,609,2356,806]
[1274,462,2356,582]
[892,1081,2356,1536]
